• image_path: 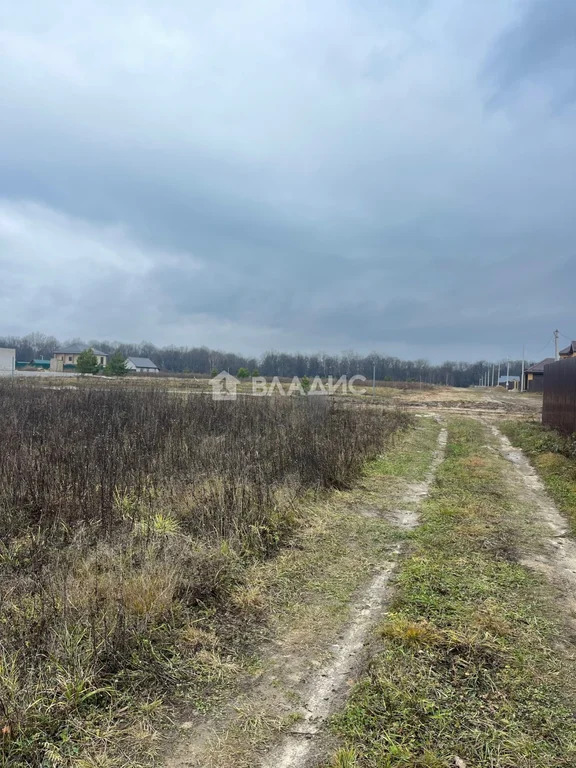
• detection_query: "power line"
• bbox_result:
[497,335,554,362]
[530,334,555,359]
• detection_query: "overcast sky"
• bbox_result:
[1,0,575,362]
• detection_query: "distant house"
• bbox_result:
[125,357,160,374]
[523,358,555,392]
[51,344,108,370]
[560,341,576,358]
[498,375,520,390]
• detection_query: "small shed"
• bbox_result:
[125,357,160,374]
[498,375,520,390]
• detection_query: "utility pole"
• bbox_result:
[491,364,495,387]
[497,363,501,388]
[554,329,559,361]
[520,344,525,393]
[506,359,510,389]
[372,360,376,394]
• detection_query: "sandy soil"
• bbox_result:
[385,387,542,417]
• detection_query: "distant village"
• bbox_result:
[522,339,576,392]
[0,337,574,390]
[0,344,159,375]
[486,340,576,393]
[48,344,159,374]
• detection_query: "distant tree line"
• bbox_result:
[0,332,528,388]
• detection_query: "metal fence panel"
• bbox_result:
[542,358,576,434]
[526,375,544,392]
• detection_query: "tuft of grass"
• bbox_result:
[501,419,576,535]
[329,417,576,768]
[330,747,359,768]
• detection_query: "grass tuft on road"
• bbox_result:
[501,419,576,535]
[366,416,440,482]
[329,418,576,768]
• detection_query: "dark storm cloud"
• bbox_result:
[0,0,575,362]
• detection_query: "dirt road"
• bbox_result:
[165,392,576,768]
[491,424,576,631]
[259,426,447,768]
[386,386,542,416]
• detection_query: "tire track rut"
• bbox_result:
[260,426,447,768]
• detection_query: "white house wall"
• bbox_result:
[0,348,16,376]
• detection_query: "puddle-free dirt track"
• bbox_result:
[165,389,574,768]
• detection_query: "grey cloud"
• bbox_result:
[485,0,576,105]
[0,0,575,361]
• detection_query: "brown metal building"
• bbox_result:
[523,357,555,393]
[542,357,576,434]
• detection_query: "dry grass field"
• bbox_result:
[0,379,407,767]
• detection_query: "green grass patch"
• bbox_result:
[366,417,440,481]
[329,418,576,768]
[501,419,576,535]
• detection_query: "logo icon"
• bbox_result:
[209,371,239,401]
